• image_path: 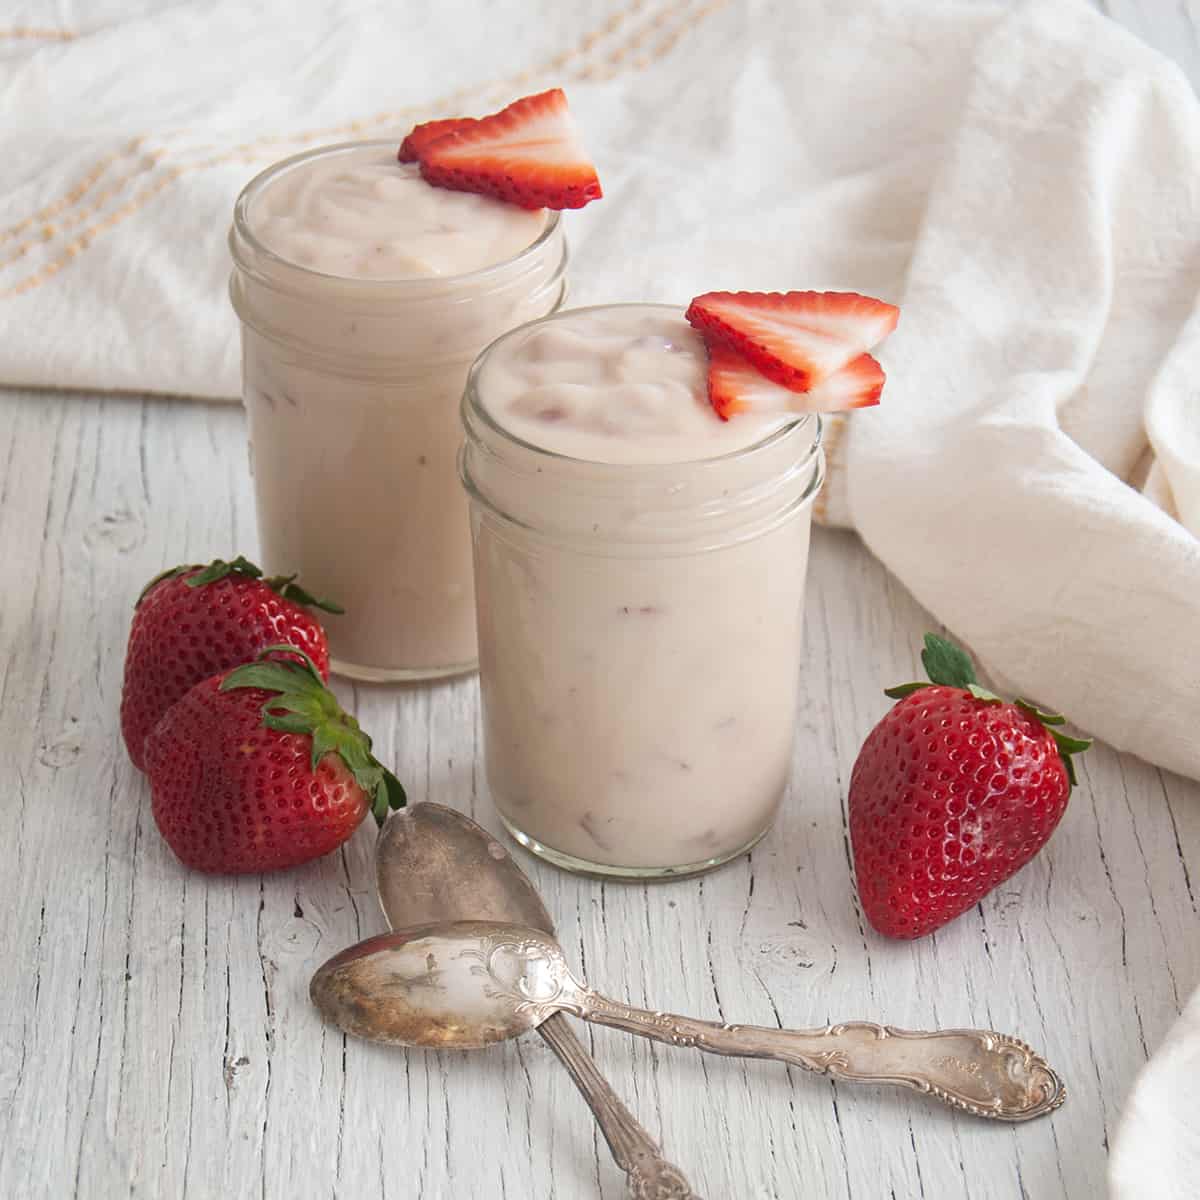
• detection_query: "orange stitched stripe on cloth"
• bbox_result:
[0,28,76,40]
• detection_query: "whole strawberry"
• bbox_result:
[144,648,405,873]
[120,555,341,770]
[849,634,1090,939]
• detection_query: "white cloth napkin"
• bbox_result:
[1109,986,1200,1199]
[1,1,1198,1187]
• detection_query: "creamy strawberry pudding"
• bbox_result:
[229,143,566,679]
[229,86,601,681]
[251,151,546,278]
[460,305,826,876]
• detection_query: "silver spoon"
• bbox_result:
[313,917,1065,1123]
[373,803,698,1199]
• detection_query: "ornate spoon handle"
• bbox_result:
[566,995,1064,1122]
[536,1012,701,1199]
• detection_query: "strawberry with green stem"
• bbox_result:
[121,555,342,769]
[849,634,1091,939]
[145,647,405,874]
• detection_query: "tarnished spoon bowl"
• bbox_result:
[375,803,553,934]
[311,920,555,1049]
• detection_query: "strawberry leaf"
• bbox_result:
[889,636,1092,790]
[1055,734,1091,789]
[257,643,325,682]
[220,664,293,693]
[1011,699,1090,789]
[172,556,344,614]
[221,647,406,825]
[1015,698,1066,726]
[383,771,407,811]
[885,634,981,699]
[261,710,312,735]
[220,646,322,693]
[372,781,390,825]
[1051,731,1092,756]
[136,563,193,606]
[920,634,978,689]
[309,725,342,772]
[368,768,408,824]
[265,573,345,615]
[186,555,263,589]
[883,682,929,700]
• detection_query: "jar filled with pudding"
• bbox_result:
[460,304,825,878]
[229,141,567,681]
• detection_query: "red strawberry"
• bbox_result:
[705,342,884,420]
[144,648,405,874]
[120,555,342,771]
[397,117,478,163]
[686,291,899,392]
[848,635,1090,939]
[418,88,602,210]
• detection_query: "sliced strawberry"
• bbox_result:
[397,117,479,163]
[804,353,885,410]
[418,88,602,210]
[706,342,884,421]
[687,291,899,392]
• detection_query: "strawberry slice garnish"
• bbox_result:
[397,117,479,163]
[805,354,885,411]
[417,88,602,210]
[687,291,899,392]
[706,342,884,421]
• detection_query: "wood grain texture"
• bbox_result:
[3,385,1198,1200]
[2,3,1199,1198]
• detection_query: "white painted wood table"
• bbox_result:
[3,3,1199,1198]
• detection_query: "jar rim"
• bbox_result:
[462,302,819,473]
[461,439,825,558]
[229,138,563,292]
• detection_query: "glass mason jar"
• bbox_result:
[228,141,567,681]
[460,304,825,879]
